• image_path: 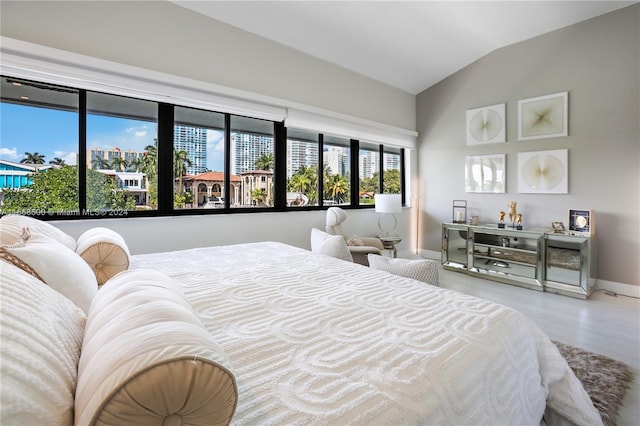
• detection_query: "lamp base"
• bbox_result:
[378,213,398,236]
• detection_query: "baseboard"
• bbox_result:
[595,280,640,299]
[417,249,639,299]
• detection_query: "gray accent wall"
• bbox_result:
[416,5,639,287]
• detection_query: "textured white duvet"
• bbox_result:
[131,242,602,426]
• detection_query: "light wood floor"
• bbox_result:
[436,267,640,425]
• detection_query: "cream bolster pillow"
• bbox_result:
[75,269,238,426]
[0,214,76,250]
[76,227,131,286]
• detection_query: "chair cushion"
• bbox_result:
[310,228,353,262]
[76,227,130,286]
[75,269,238,426]
[367,254,440,286]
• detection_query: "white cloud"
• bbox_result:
[0,147,19,160]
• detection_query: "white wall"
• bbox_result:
[52,209,414,256]
[0,0,418,256]
[0,0,415,131]
[416,5,640,288]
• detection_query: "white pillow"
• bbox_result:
[76,227,131,286]
[76,269,237,426]
[0,214,75,250]
[367,254,440,286]
[310,228,353,262]
[1,261,86,426]
[4,230,98,313]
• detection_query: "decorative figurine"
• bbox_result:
[508,201,517,224]
[516,213,523,230]
[498,211,506,228]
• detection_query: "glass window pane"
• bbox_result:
[358,142,380,205]
[230,116,274,208]
[323,135,350,206]
[286,129,319,207]
[86,92,158,212]
[0,77,79,215]
[174,106,225,209]
[384,149,402,194]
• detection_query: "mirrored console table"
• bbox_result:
[441,223,595,299]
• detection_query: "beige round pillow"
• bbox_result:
[75,269,238,426]
[76,227,130,286]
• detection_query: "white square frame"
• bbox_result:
[465,154,506,193]
[518,92,568,141]
[466,103,506,145]
[517,149,568,194]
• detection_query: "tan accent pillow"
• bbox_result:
[75,269,238,426]
[0,214,75,250]
[367,254,440,286]
[1,261,86,426]
[75,227,130,286]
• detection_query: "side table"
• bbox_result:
[378,235,402,258]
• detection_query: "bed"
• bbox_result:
[129,241,602,426]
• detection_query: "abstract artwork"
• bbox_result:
[518,92,568,140]
[518,149,568,194]
[465,154,506,193]
[466,103,506,145]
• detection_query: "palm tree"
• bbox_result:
[110,157,128,172]
[254,152,274,171]
[142,142,158,179]
[325,173,349,204]
[49,157,66,166]
[91,156,109,170]
[128,157,143,173]
[20,152,45,164]
[174,149,192,195]
[250,188,267,206]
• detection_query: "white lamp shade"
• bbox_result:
[374,194,402,214]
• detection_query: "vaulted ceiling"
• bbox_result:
[171,1,634,94]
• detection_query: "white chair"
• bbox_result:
[325,207,383,266]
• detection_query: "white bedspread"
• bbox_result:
[131,242,602,426]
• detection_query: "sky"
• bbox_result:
[0,103,225,171]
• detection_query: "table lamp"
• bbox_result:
[374,193,402,236]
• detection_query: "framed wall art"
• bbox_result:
[517,149,568,194]
[518,91,568,141]
[465,154,506,193]
[466,103,506,145]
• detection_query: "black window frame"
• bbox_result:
[0,75,405,220]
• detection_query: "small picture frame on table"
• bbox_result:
[568,209,593,236]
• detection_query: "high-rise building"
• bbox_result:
[230,132,273,175]
[286,139,318,178]
[359,149,380,179]
[174,125,207,175]
[323,146,348,176]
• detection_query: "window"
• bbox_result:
[383,148,402,194]
[358,142,380,205]
[286,129,319,207]
[230,116,275,208]
[323,136,351,206]
[86,92,158,212]
[0,77,79,215]
[173,106,225,209]
[0,75,405,218]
